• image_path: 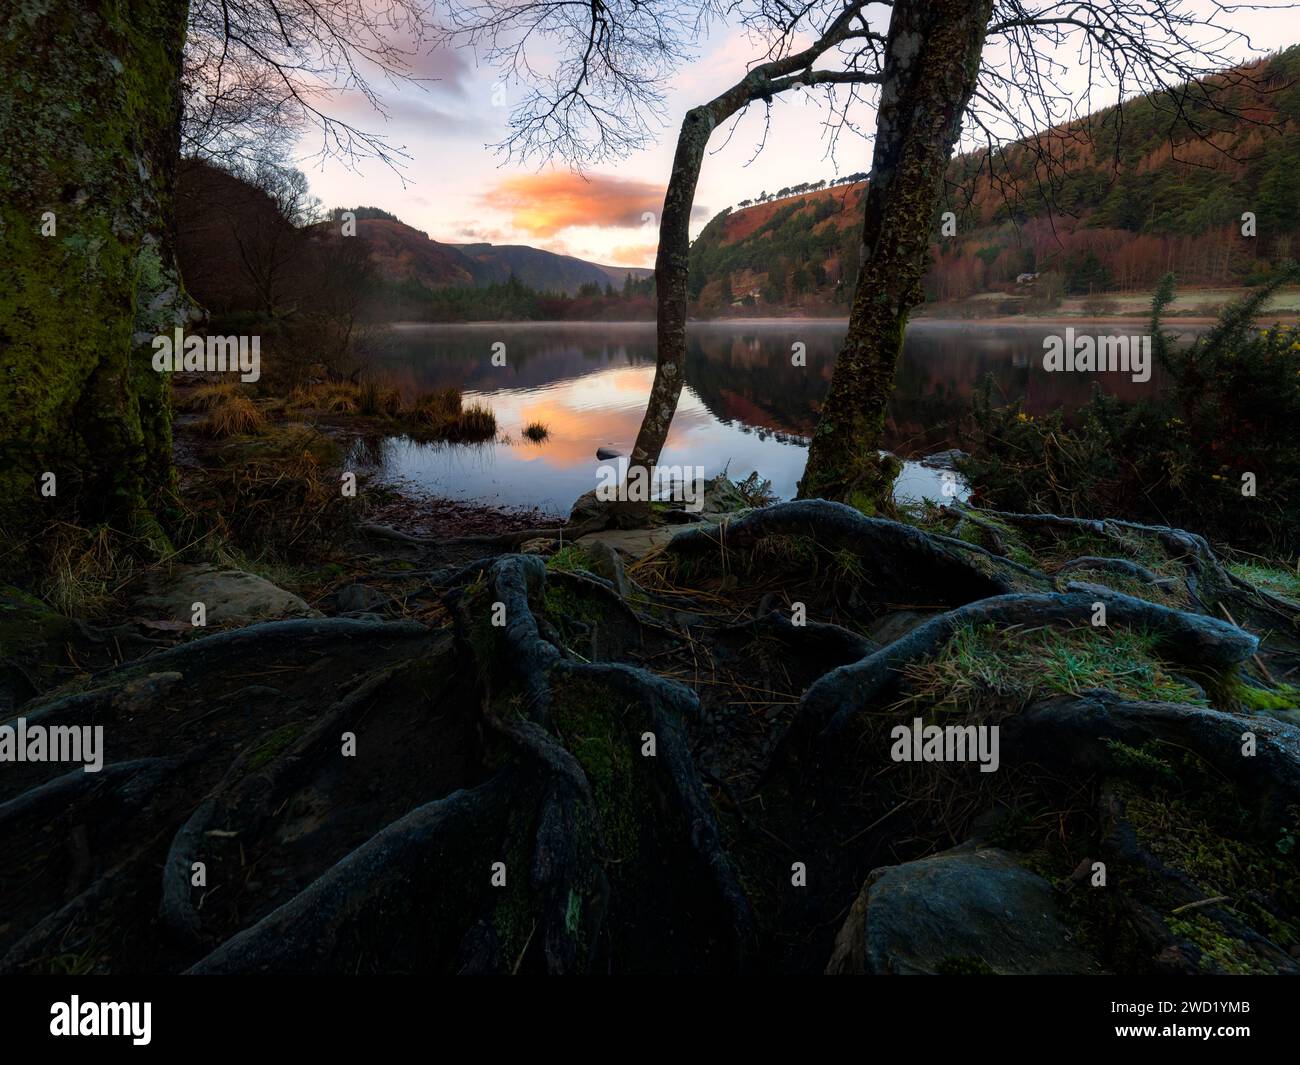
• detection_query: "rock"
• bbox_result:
[919,448,969,471]
[700,475,749,516]
[568,489,606,525]
[135,565,321,627]
[110,672,184,714]
[596,447,623,461]
[520,538,559,555]
[827,844,1104,975]
[577,526,679,562]
[335,583,389,613]
[582,540,631,597]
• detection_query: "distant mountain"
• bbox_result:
[690,46,1300,310]
[352,218,479,288]
[451,242,653,295]
[176,165,656,322]
[328,221,654,296]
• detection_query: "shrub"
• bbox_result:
[960,269,1300,553]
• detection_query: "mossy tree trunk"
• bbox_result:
[613,5,877,528]
[797,0,992,511]
[0,1,193,551]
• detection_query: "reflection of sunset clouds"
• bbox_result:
[473,365,713,467]
[371,321,1195,514]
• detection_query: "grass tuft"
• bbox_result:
[899,622,1206,718]
[200,392,267,438]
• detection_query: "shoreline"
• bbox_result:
[386,312,1299,328]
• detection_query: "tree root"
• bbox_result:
[5,497,1295,975]
[1005,691,1300,832]
[665,498,1042,601]
[1055,556,1172,586]
[795,590,1257,754]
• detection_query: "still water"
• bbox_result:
[364,319,1185,517]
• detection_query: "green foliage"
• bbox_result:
[901,622,1206,717]
[1228,561,1300,601]
[546,544,597,575]
[688,194,848,304]
[961,270,1300,552]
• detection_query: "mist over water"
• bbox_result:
[361,319,1190,516]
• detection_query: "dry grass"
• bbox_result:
[200,391,267,438]
[188,447,359,561]
[358,379,403,417]
[288,381,360,413]
[405,387,463,423]
[182,381,244,413]
[403,388,497,442]
[522,421,550,442]
[451,402,497,441]
[39,523,139,617]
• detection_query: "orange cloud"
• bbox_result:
[482,172,664,237]
[609,243,658,268]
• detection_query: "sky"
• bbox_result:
[298,2,1300,270]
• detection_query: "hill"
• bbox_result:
[689,46,1300,313]
[352,219,480,288]
[451,243,652,295]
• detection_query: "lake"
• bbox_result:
[362,319,1187,517]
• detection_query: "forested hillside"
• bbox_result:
[689,46,1300,312]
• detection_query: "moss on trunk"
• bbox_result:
[798,0,993,509]
[0,0,193,552]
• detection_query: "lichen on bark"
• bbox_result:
[798,0,993,509]
[0,0,194,553]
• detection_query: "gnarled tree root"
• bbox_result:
[796,590,1257,754]
[665,498,1045,600]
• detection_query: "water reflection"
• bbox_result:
[365,319,1191,515]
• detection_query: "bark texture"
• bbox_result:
[613,5,873,527]
[0,0,193,547]
[798,0,993,509]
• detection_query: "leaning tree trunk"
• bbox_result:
[612,5,875,528]
[0,1,193,553]
[797,0,992,510]
[610,104,715,528]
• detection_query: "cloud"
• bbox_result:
[481,172,665,237]
[403,47,474,92]
[322,87,482,136]
[456,224,508,242]
[608,243,658,268]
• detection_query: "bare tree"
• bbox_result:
[450,0,1284,517]
[799,0,1284,507]
[228,157,320,319]
[440,1,887,524]
[183,0,443,173]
